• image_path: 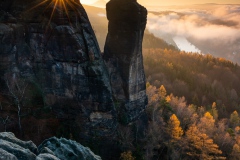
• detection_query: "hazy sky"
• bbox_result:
[80,0,240,6]
[138,0,240,6]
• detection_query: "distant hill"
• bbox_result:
[146,5,240,64]
[144,48,240,118]
[84,4,240,64]
[83,5,179,52]
[143,31,178,50]
[84,5,240,115]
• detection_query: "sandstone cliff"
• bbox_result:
[104,0,148,123]
[0,0,116,141]
[0,0,148,158]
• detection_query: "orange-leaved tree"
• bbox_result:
[167,114,183,141]
[183,124,225,160]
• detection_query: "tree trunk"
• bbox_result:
[18,103,22,133]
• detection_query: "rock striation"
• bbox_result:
[0,132,101,160]
[38,137,102,160]
[0,0,148,156]
[104,0,148,123]
[0,0,116,140]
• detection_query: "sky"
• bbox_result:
[147,6,240,41]
[146,4,240,58]
[80,0,240,6]
[82,0,240,61]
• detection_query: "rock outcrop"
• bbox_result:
[0,132,101,160]
[38,137,102,160]
[104,0,148,123]
[0,0,148,158]
[0,0,116,140]
[0,132,38,160]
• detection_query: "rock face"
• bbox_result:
[0,0,116,140]
[104,0,148,123]
[0,132,101,160]
[0,0,148,156]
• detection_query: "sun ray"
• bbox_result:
[66,1,80,18]
[71,0,84,7]
[22,0,80,31]
[42,0,56,13]
[61,0,72,25]
[66,1,78,12]
[67,0,82,18]
[48,0,60,28]
[24,0,49,13]
[70,0,88,18]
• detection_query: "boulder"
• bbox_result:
[0,148,18,160]
[0,132,36,160]
[0,132,101,160]
[36,154,60,160]
[38,137,102,160]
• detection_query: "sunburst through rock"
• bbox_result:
[25,0,84,28]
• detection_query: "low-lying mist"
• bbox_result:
[147,4,240,63]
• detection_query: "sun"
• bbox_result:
[24,0,109,30]
[25,0,84,29]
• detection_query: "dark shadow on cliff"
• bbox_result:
[0,0,148,159]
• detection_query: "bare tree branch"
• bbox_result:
[4,77,28,134]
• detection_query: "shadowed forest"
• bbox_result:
[79,5,240,157]
[136,37,240,159]
[118,34,240,160]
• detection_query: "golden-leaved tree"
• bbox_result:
[183,124,225,160]
[167,114,183,140]
[230,144,240,160]
[230,111,240,128]
[120,151,135,160]
[166,114,184,159]
[158,85,167,100]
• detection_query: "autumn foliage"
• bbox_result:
[145,81,240,159]
[142,46,240,159]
